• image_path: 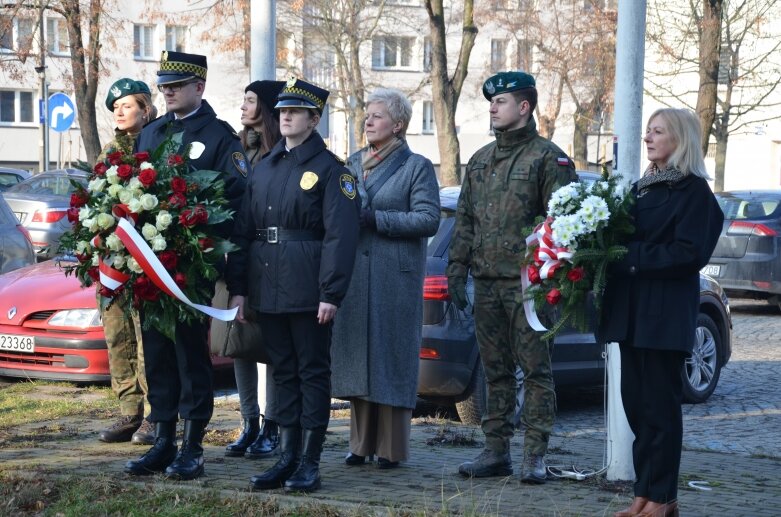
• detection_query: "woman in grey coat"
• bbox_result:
[331,88,440,468]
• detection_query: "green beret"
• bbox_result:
[482,71,536,100]
[105,78,151,111]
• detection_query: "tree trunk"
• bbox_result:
[572,108,590,170]
[713,131,727,192]
[695,0,724,155]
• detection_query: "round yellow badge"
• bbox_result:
[300,171,319,190]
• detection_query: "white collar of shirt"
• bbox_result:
[175,105,201,120]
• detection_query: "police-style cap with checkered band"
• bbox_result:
[274,77,329,114]
[156,50,208,85]
[482,71,536,101]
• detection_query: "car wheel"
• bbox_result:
[682,313,722,404]
[456,360,487,426]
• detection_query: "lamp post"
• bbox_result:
[37,0,49,172]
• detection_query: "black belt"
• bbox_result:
[256,227,324,244]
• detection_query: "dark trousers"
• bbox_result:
[141,317,214,423]
[620,344,685,503]
[257,312,331,430]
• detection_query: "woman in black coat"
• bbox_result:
[598,108,723,517]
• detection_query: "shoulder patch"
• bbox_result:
[232,152,248,177]
[339,174,356,199]
[557,156,570,167]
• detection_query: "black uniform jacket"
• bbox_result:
[596,174,723,354]
[134,100,247,239]
[227,132,360,313]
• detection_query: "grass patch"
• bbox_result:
[0,380,116,430]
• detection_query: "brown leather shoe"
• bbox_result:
[131,418,156,445]
[99,415,142,443]
[637,500,679,517]
[614,496,649,517]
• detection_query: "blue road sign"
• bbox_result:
[48,92,76,132]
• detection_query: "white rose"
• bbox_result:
[106,166,120,185]
[106,233,124,251]
[140,161,154,171]
[96,213,115,230]
[88,178,107,193]
[156,210,173,231]
[139,193,159,211]
[128,177,143,191]
[118,189,135,205]
[75,240,91,254]
[107,184,123,199]
[151,234,167,251]
[128,198,143,213]
[92,254,100,266]
[78,206,92,222]
[127,256,144,274]
[141,223,158,241]
[86,218,100,232]
[112,253,126,269]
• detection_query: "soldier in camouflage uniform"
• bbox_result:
[446,71,576,484]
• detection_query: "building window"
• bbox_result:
[133,24,155,60]
[422,101,435,134]
[718,43,738,85]
[2,16,34,53]
[165,25,186,52]
[372,36,413,69]
[0,90,35,124]
[515,39,533,72]
[491,39,506,72]
[423,37,432,72]
[46,17,69,56]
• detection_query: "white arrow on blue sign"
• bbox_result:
[48,92,76,132]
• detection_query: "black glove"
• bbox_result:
[447,276,468,310]
[359,208,377,229]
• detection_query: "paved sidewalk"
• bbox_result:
[1,400,779,516]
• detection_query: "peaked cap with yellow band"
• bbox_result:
[275,77,329,114]
[156,50,208,85]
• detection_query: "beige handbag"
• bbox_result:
[210,280,270,363]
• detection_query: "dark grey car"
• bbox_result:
[2,169,87,260]
[417,182,733,425]
[0,195,36,274]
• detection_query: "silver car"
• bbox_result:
[0,195,35,273]
[2,169,88,260]
[0,168,32,192]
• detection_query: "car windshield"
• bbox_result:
[5,174,85,196]
[0,173,22,190]
[716,194,781,221]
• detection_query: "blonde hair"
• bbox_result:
[646,108,710,179]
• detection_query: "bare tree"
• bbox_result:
[424,0,477,186]
[696,0,725,154]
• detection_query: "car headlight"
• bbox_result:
[48,309,102,329]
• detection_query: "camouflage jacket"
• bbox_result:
[447,119,576,280]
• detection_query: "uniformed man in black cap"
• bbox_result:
[125,50,248,481]
[226,77,360,493]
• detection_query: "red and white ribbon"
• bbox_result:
[113,217,237,322]
[521,217,574,332]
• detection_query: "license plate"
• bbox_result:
[701,265,721,276]
[0,334,35,353]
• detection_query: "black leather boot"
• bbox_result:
[165,420,207,480]
[225,417,260,457]
[284,427,326,492]
[124,421,177,476]
[245,418,279,459]
[250,426,300,490]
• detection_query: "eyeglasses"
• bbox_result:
[157,80,198,93]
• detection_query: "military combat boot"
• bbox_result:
[245,417,279,459]
[250,426,301,490]
[124,421,177,475]
[520,452,547,484]
[284,427,326,492]
[99,414,142,443]
[165,420,208,480]
[225,417,260,457]
[458,448,513,478]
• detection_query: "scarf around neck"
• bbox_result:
[361,137,404,180]
[636,164,687,197]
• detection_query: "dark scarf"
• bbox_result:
[636,164,687,197]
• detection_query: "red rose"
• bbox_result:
[107,151,123,166]
[527,265,542,285]
[93,162,108,176]
[138,168,157,187]
[170,176,187,194]
[157,250,179,270]
[117,163,134,181]
[179,205,208,227]
[198,237,214,251]
[546,288,562,305]
[133,275,160,302]
[168,154,184,166]
[174,272,187,289]
[567,267,585,283]
[66,207,80,223]
[98,285,116,298]
[133,151,150,164]
[70,190,89,208]
[87,266,99,281]
[194,204,208,224]
[168,192,187,208]
[76,252,91,263]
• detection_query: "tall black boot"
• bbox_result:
[165,420,207,480]
[245,417,279,459]
[124,421,177,476]
[225,417,260,457]
[284,427,326,493]
[250,426,300,490]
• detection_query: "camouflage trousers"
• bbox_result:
[101,296,149,417]
[473,278,556,456]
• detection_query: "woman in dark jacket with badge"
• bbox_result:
[598,108,723,517]
[331,88,440,469]
[226,78,360,493]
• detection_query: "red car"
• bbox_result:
[0,257,232,382]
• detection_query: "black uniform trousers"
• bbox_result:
[257,312,331,430]
[141,317,214,423]
[619,343,685,504]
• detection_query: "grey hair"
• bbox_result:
[366,88,413,137]
[646,108,710,180]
